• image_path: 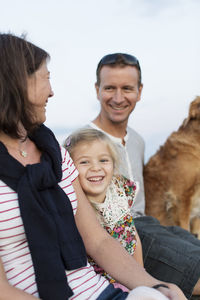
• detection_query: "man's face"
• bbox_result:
[95,65,143,125]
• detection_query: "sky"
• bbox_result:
[1,0,200,162]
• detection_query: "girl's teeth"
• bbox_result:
[89,177,103,182]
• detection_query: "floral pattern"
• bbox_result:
[89,175,139,283]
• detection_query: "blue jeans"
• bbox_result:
[97,284,128,300]
[135,216,200,299]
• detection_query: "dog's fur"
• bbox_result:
[144,96,200,238]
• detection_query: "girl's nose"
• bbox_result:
[90,162,101,171]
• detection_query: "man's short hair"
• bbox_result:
[96,53,142,87]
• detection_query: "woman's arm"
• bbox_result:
[74,177,157,288]
[73,178,186,300]
[0,258,38,300]
[133,227,144,267]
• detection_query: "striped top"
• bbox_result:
[0,147,109,299]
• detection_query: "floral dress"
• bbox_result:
[89,175,138,283]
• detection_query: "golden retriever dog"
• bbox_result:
[144,96,200,239]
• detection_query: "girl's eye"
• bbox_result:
[80,161,89,165]
[100,159,109,163]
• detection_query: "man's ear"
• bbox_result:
[137,83,143,102]
[95,82,100,99]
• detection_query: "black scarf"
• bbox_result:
[0,125,87,300]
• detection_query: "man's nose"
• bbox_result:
[113,90,123,103]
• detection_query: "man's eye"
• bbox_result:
[105,86,113,90]
[124,86,133,91]
[100,159,109,163]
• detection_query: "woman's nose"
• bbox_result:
[49,89,54,98]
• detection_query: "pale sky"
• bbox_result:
[1,0,200,161]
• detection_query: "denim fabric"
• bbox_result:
[96,284,128,300]
[135,216,200,299]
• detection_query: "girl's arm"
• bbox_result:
[0,258,38,300]
[133,227,144,267]
[73,178,186,300]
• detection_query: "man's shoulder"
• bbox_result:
[84,123,144,147]
[84,123,92,129]
[127,126,145,145]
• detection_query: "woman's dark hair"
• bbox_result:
[0,33,50,138]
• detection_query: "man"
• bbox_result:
[87,53,200,299]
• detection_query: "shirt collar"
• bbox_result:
[89,122,129,145]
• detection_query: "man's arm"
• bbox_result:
[73,178,186,299]
[0,258,38,300]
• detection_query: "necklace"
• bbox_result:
[20,149,28,158]
[3,138,28,158]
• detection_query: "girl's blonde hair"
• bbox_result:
[63,128,120,173]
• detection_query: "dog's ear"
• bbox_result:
[182,117,189,127]
[183,96,200,127]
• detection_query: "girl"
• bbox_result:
[64,128,144,287]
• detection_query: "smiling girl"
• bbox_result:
[64,128,143,289]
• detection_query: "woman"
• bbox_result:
[0,33,185,300]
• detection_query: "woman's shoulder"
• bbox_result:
[60,146,79,181]
[60,146,70,163]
